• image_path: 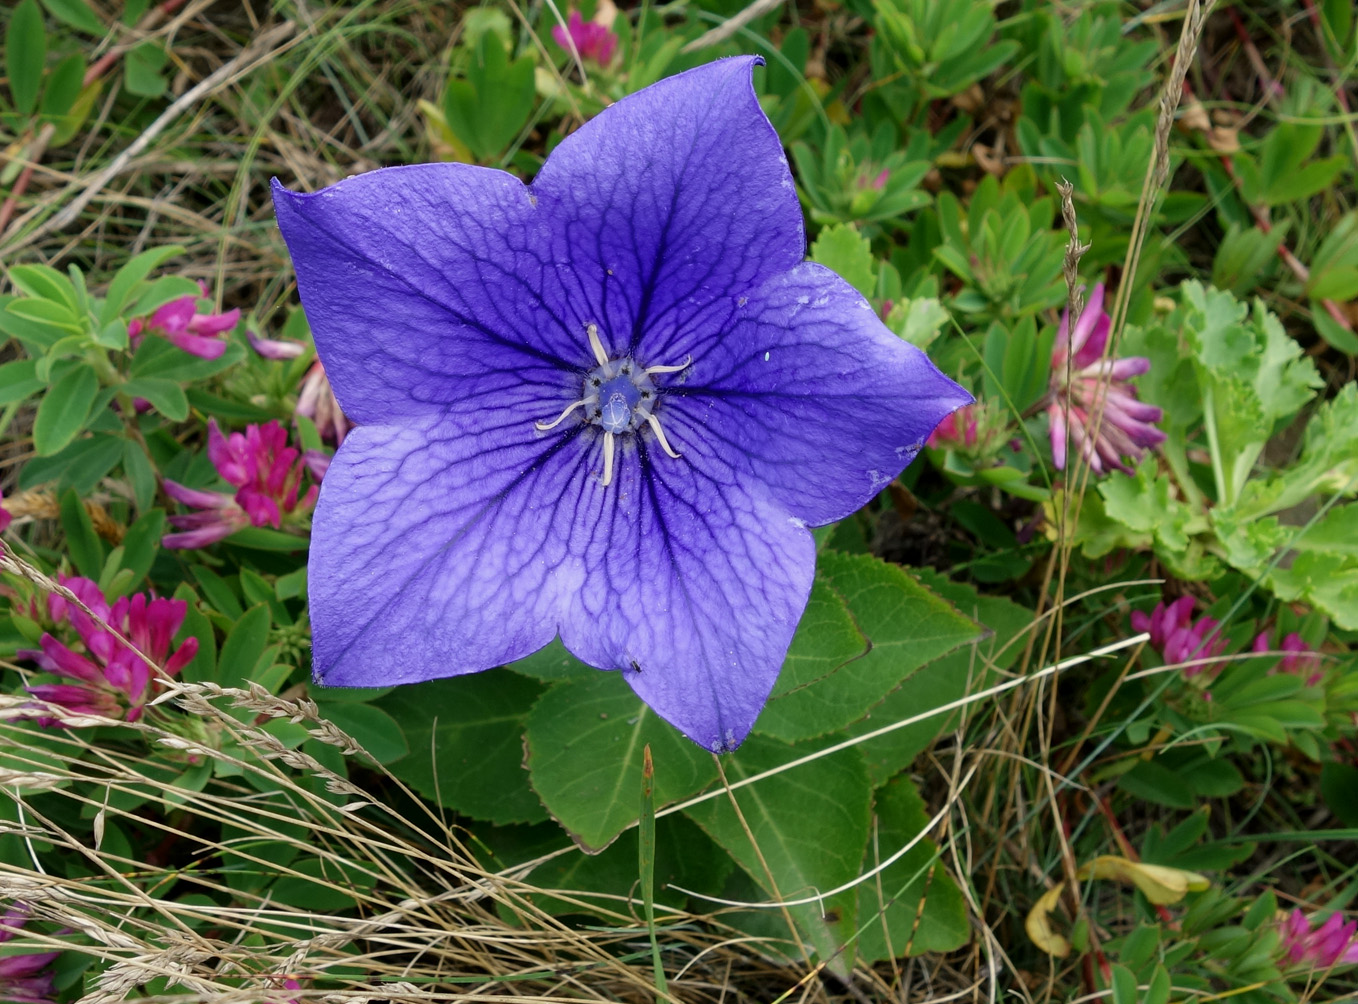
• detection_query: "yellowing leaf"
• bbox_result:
[1077,856,1210,905]
[1025,883,1071,957]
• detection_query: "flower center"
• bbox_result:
[535,323,689,486]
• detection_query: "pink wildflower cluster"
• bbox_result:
[0,905,59,1004]
[1047,283,1165,474]
[1280,909,1358,969]
[19,576,197,725]
[163,420,317,549]
[1131,596,1227,676]
[128,281,239,360]
[552,10,618,65]
[1253,631,1323,686]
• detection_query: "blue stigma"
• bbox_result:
[596,374,642,434]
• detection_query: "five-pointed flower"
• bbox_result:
[272,57,968,752]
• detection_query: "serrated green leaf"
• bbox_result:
[442,32,536,162]
[684,734,871,974]
[525,673,716,850]
[855,776,968,961]
[6,0,46,116]
[378,672,548,824]
[846,570,1031,785]
[769,574,866,697]
[809,223,876,298]
[756,553,978,742]
[33,364,97,455]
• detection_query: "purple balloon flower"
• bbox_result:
[272,57,968,751]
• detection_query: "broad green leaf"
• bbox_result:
[7,295,81,331]
[507,637,593,681]
[378,672,548,825]
[122,438,156,512]
[755,552,980,742]
[32,364,97,455]
[124,39,167,97]
[216,604,271,689]
[9,264,78,312]
[0,358,43,406]
[846,569,1031,785]
[525,673,716,850]
[121,377,188,420]
[809,223,876,298]
[38,51,84,124]
[38,0,103,34]
[119,508,165,589]
[131,337,244,382]
[684,734,872,974]
[442,32,536,162]
[768,574,866,697]
[313,701,408,764]
[854,776,968,961]
[225,527,308,552]
[5,0,46,115]
[101,244,184,326]
[478,814,734,916]
[59,487,103,579]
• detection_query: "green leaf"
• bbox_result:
[313,701,408,764]
[442,32,536,162]
[845,570,1031,785]
[32,364,97,456]
[122,438,156,512]
[216,604,271,689]
[769,574,867,697]
[525,673,717,850]
[38,0,103,34]
[507,637,594,681]
[9,264,78,312]
[809,223,877,299]
[684,734,872,974]
[129,274,200,318]
[378,672,548,824]
[124,40,167,97]
[224,527,308,552]
[855,776,969,960]
[0,358,43,406]
[5,0,46,116]
[100,244,184,326]
[756,552,981,742]
[38,51,85,124]
[118,508,164,589]
[121,377,188,420]
[59,487,103,578]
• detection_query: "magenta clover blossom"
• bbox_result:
[272,57,968,752]
[1047,282,1164,475]
[0,905,59,1004]
[128,280,239,360]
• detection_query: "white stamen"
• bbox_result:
[645,413,682,459]
[587,323,609,367]
[645,355,692,376]
[535,398,587,431]
[601,433,616,486]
